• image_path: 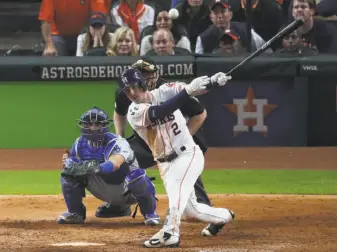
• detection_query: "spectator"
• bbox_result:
[144,0,170,11]
[76,12,114,57]
[38,0,108,56]
[195,0,268,54]
[106,26,138,56]
[145,29,191,56]
[281,0,294,21]
[212,29,246,54]
[140,8,191,56]
[275,27,318,55]
[239,0,283,42]
[291,0,337,53]
[228,0,284,39]
[316,0,337,17]
[174,0,213,52]
[110,0,155,42]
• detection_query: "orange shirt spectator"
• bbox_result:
[39,0,108,36]
[38,0,109,56]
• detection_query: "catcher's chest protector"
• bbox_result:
[75,135,114,162]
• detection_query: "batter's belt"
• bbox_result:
[156,146,186,163]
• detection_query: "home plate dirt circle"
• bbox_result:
[0,147,336,251]
[51,242,105,247]
[0,195,336,251]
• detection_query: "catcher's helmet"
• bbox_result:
[77,107,113,142]
[118,68,147,92]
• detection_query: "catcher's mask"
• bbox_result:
[77,107,113,143]
[131,59,159,91]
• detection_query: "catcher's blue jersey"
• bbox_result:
[69,133,136,166]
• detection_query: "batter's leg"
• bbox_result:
[184,189,235,236]
[143,146,204,248]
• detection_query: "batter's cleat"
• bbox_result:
[95,203,131,218]
[144,212,160,226]
[201,210,235,236]
[143,230,180,248]
[57,205,86,224]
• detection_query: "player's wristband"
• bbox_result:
[99,161,114,173]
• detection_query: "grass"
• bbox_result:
[0,169,336,195]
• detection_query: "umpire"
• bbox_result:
[95,58,212,218]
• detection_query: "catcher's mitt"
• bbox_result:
[61,160,100,185]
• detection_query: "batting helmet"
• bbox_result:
[118,68,147,93]
[131,58,159,91]
[77,107,113,143]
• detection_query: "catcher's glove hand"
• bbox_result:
[61,159,100,184]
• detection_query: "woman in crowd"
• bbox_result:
[110,0,155,43]
[139,8,191,56]
[76,12,114,56]
[106,26,139,56]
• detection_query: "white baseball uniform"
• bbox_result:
[127,82,233,237]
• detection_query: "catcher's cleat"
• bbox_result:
[57,205,86,224]
[144,212,160,226]
[201,210,235,236]
[143,230,180,248]
[95,203,131,218]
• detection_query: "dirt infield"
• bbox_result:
[0,147,336,251]
[0,195,336,252]
[0,147,336,170]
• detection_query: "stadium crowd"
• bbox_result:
[32,0,337,56]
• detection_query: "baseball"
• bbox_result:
[168,8,179,20]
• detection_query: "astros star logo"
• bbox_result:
[224,87,277,136]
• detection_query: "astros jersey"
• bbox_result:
[127,82,196,160]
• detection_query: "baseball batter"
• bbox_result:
[120,68,235,248]
[96,59,213,220]
[57,106,160,226]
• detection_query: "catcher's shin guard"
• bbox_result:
[61,176,86,214]
[125,169,159,225]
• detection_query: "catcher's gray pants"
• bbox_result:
[86,175,137,205]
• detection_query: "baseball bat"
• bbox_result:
[227,18,305,76]
[206,18,305,89]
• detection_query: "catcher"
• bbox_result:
[57,106,160,225]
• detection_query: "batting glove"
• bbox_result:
[211,72,232,86]
[185,75,211,96]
